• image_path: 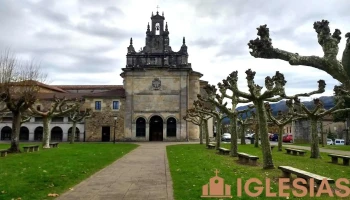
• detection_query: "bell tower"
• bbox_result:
[125,9,189,68]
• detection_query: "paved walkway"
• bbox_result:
[283,144,350,156]
[57,142,182,200]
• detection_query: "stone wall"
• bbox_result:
[85,98,125,142]
[122,68,203,141]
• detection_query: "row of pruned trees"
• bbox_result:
[0,51,91,153]
[185,19,350,169]
[186,68,350,169]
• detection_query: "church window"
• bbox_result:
[155,23,160,35]
[112,101,120,110]
[95,101,101,110]
[136,117,146,137]
[167,117,176,137]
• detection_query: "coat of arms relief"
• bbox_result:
[152,78,161,90]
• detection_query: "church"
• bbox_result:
[0,11,213,142]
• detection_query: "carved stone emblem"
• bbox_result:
[152,78,161,90]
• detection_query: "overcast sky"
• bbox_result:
[1,0,349,101]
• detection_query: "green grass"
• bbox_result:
[292,143,350,151]
[0,142,138,200]
[167,144,350,200]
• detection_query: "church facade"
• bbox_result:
[0,11,213,142]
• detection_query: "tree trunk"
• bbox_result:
[70,122,77,144]
[241,124,246,145]
[320,121,324,147]
[230,115,238,157]
[254,123,259,148]
[310,119,321,158]
[199,123,203,145]
[215,120,221,150]
[204,119,209,146]
[256,100,274,169]
[42,117,52,149]
[8,111,21,153]
[278,126,283,151]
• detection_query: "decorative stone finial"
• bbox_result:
[183,37,186,44]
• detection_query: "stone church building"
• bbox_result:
[0,11,213,142]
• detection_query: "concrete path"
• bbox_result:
[283,144,350,156]
[57,142,181,200]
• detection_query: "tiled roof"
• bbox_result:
[51,85,123,90]
[37,88,125,100]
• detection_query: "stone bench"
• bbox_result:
[49,143,59,148]
[285,148,306,156]
[278,166,334,190]
[271,145,275,150]
[207,144,215,149]
[328,154,350,166]
[218,147,230,155]
[0,149,8,157]
[23,145,40,153]
[237,152,259,165]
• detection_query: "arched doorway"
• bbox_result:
[34,127,43,141]
[19,127,29,141]
[51,126,63,141]
[167,117,176,137]
[136,117,146,137]
[1,126,11,140]
[149,115,163,141]
[68,127,80,142]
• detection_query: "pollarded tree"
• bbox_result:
[184,108,211,146]
[287,85,350,158]
[68,106,91,144]
[199,83,251,157]
[193,100,225,150]
[0,51,46,153]
[248,20,350,89]
[265,104,303,151]
[237,111,254,145]
[223,69,288,169]
[29,95,79,148]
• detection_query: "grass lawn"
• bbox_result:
[167,144,350,200]
[292,143,350,151]
[0,142,138,200]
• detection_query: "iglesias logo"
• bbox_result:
[201,169,350,198]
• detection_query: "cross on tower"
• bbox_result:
[156,5,160,12]
[214,169,220,176]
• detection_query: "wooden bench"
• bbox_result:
[0,149,8,157]
[278,166,334,190]
[207,144,215,149]
[237,152,259,165]
[285,148,306,156]
[218,147,230,155]
[49,143,59,148]
[328,154,350,166]
[23,145,40,152]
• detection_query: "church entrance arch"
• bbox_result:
[149,115,163,141]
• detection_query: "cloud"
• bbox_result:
[0,0,348,100]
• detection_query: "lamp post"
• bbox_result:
[113,116,118,144]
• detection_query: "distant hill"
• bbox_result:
[222,96,334,124]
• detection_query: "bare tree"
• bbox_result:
[69,105,91,144]
[237,111,254,145]
[265,104,303,151]
[184,107,212,145]
[199,83,252,157]
[248,21,350,89]
[193,100,225,149]
[29,95,79,148]
[287,86,350,158]
[0,51,46,153]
